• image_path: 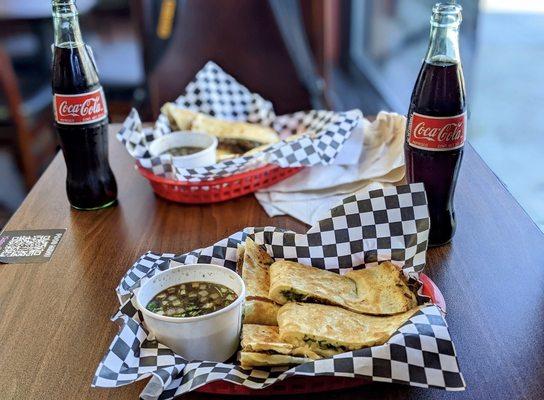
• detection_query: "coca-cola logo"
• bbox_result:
[58,97,103,118]
[412,121,464,142]
[54,87,107,125]
[408,112,466,151]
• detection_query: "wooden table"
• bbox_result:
[1,125,543,400]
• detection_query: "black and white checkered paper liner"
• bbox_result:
[117,61,362,181]
[93,184,465,398]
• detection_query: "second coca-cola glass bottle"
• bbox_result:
[404,2,466,247]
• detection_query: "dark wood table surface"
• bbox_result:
[1,125,543,400]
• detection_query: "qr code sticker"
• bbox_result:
[0,235,51,258]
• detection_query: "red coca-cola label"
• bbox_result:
[53,87,108,125]
[408,112,466,151]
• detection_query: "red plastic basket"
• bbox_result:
[137,164,303,204]
[196,273,445,395]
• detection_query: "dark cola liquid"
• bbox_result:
[405,61,466,246]
[53,45,117,210]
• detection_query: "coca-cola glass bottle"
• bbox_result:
[405,2,466,247]
[51,0,117,210]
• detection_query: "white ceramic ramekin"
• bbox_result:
[149,131,217,168]
[135,263,245,362]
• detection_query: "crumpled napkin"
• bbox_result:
[255,112,406,225]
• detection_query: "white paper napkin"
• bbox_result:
[255,112,407,225]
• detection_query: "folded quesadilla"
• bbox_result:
[243,299,280,326]
[161,103,198,131]
[344,262,417,315]
[238,237,281,325]
[269,260,356,305]
[240,237,274,300]
[192,113,279,160]
[268,261,417,315]
[239,324,315,368]
[277,303,419,358]
[241,324,293,354]
[192,113,279,145]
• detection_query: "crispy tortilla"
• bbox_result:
[238,238,280,324]
[216,148,238,162]
[277,303,419,358]
[243,299,280,326]
[245,237,274,268]
[241,324,293,355]
[238,352,311,369]
[269,260,416,315]
[345,261,417,314]
[268,260,357,306]
[241,237,274,299]
[239,324,318,367]
[236,244,245,276]
[160,103,198,131]
[191,113,280,144]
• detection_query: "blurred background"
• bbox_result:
[0,0,541,231]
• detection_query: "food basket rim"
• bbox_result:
[136,162,301,186]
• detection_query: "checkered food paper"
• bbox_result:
[117,61,362,181]
[93,184,465,399]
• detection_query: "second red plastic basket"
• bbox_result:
[137,163,302,204]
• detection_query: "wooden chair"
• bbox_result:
[130,0,328,118]
[0,45,57,188]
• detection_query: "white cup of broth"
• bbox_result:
[149,131,218,169]
[135,263,245,362]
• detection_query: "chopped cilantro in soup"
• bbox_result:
[161,146,203,157]
[146,282,238,318]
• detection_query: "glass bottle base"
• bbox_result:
[70,198,117,211]
[428,237,452,248]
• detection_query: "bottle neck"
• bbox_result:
[52,0,83,48]
[424,3,462,65]
[425,24,461,65]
